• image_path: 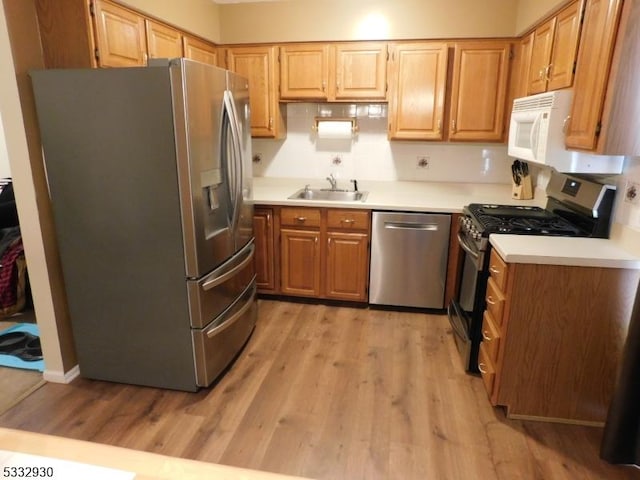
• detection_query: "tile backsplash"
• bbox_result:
[250,103,640,236]
[251,103,514,186]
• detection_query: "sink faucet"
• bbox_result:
[326,173,338,191]
[351,179,358,192]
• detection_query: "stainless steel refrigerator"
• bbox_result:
[31,59,257,391]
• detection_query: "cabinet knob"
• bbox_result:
[478,363,488,374]
[489,266,501,275]
[295,216,307,223]
[342,218,355,224]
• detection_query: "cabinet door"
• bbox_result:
[332,42,387,100]
[528,18,555,94]
[280,228,321,297]
[566,0,622,150]
[511,33,534,99]
[227,46,285,138]
[449,41,510,142]
[145,19,182,60]
[388,42,448,140]
[280,44,329,99]
[547,0,583,91]
[253,208,276,292]
[92,0,147,67]
[183,35,219,66]
[325,232,369,302]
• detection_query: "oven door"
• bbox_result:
[448,228,486,372]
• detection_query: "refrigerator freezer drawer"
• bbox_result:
[193,280,257,387]
[187,240,255,329]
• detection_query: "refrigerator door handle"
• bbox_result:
[202,242,255,291]
[205,281,256,338]
[223,90,243,234]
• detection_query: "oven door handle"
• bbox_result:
[447,304,470,341]
[456,232,480,260]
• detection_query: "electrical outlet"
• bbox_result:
[331,154,342,166]
[252,153,262,163]
[416,156,430,169]
[625,181,639,205]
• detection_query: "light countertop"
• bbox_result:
[490,234,640,269]
[0,428,311,480]
[252,176,640,269]
[251,177,544,212]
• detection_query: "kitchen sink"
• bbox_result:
[288,188,368,202]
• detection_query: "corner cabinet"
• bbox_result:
[387,42,449,140]
[225,46,286,138]
[448,40,511,142]
[479,249,640,424]
[253,207,277,293]
[528,0,583,94]
[279,42,387,101]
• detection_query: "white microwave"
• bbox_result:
[507,90,624,174]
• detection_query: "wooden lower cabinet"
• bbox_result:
[325,231,369,301]
[254,205,371,302]
[479,248,640,425]
[280,228,322,297]
[253,207,276,292]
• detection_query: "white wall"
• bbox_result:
[252,104,513,185]
[0,113,10,178]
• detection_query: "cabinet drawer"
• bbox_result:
[478,342,496,397]
[488,249,508,291]
[327,209,370,230]
[485,277,506,326]
[481,310,501,363]
[280,207,321,228]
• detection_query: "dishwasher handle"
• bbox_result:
[383,222,439,231]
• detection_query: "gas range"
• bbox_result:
[459,171,616,252]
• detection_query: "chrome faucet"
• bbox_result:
[326,173,338,191]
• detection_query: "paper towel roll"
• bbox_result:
[316,120,353,139]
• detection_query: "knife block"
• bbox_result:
[512,175,533,200]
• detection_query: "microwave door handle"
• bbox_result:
[530,114,542,155]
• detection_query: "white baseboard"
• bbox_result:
[42,364,80,384]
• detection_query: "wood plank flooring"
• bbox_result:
[0,299,637,479]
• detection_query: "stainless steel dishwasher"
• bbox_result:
[369,211,451,308]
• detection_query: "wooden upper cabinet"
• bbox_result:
[566,0,623,151]
[331,42,387,100]
[92,0,147,67]
[183,35,219,66]
[280,44,330,99]
[547,1,583,90]
[528,0,583,94]
[279,42,387,101]
[387,42,448,140]
[226,46,286,138]
[509,33,534,104]
[145,19,182,60]
[449,40,511,142]
[528,18,555,94]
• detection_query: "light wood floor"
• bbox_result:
[0,299,637,479]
